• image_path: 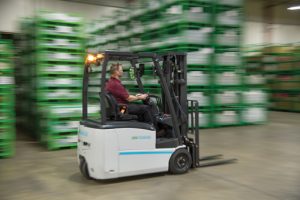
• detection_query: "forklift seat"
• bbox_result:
[104,92,138,121]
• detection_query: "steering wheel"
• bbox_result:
[142,94,161,116]
[143,94,159,104]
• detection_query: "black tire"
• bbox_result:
[169,148,192,174]
[79,157,91,179]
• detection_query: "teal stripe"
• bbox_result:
[119,151,173,155]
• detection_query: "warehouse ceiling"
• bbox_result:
[62,0,300,8]
[246,0,300,25]
[62,0,300,25]
[61,0,136,8]
[261,0,300,7]
[62,0,300,9]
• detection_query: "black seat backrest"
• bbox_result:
[103,92,138,121]
[104,92,119,120]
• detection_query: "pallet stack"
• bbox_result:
[86,0,268,128]
[243,46,268,123]
[17,12,99,150]
[0,39,15,158]
[263,45,300,112]
[210,0,243,127]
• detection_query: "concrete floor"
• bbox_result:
[1,111,300,200]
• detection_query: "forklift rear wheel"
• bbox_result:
[80,157,91,179]
[169,148,192,174]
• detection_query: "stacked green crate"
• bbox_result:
[243,45,264,75]
[17,19,39,137]
[16,18,38,138]
[163,1,214,128]
[87,0,268,128]
[145,0,214,128]
[212,0,244,127]
[292,45,300,111]
[19,12,99,150]
[139,0,213,128]
[35,12,85,150]
[85,0,214,129]
[263,45,300,112]
[86,17,116,53]
[243,46,268,124]
[0,39,15,158]
[87,0,214,53]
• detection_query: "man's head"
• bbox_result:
[110,63,123,79]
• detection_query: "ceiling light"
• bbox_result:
[287,5,300,10]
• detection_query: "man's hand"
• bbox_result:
[136,93,148,100]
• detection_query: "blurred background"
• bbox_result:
[0,0,300,199]
[1,0,300,152]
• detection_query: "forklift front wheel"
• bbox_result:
[169,148,192,174]
[79,157,91,179]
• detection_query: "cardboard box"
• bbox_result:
[273,93,290,101]
[277,56,294,62]
[246,55,263,62]
[275,101,293,110]
[279,75,300,82]
[278,82,300,90]
[278,62,294,71]
[293,102,300,111]
[294,62,300,70]
[263,46,294,54]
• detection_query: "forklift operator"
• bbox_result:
[105,63,155,125]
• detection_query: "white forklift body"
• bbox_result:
[77,51,236,180]
[78,125,185,179]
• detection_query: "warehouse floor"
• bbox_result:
[1,111,300,200]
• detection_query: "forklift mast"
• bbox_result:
[159,53,201,168]
[158,53,236,168]
[161,53,189,137]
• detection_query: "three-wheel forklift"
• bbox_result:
[78,51,236,180]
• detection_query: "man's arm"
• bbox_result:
[127,94,148,102]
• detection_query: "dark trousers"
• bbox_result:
[127,104,155,125]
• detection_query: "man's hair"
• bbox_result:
[110,63,122,75]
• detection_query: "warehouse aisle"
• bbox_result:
[1,111,300,200]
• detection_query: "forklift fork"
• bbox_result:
[188,100,237,168]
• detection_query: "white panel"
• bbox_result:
[242,21,264,45]
[78,125,178,179]
[78,126,119,179]
[117,128,156,151]
[243,21,300,45]
[118,149,174,177]
[104,131,118,173]
[0,0,34,32]
[272,24,300,44]
[242,107,267,123]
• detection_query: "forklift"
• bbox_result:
[78,51,236,180]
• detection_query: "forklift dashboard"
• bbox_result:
[156,114,173,127]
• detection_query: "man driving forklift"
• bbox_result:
[105,63,156,125]
[78,51,236,180]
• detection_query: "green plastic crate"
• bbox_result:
[241,106,267,125]
[46,134,78,150]
[0,142,14,158]
[212,108,241,127]
[36,89,82,101]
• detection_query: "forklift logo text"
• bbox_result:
[131,136,151,140]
